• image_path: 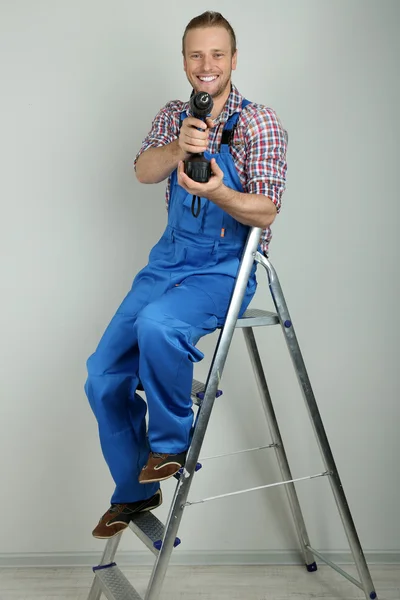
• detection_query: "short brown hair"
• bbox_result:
[182,11,237,55]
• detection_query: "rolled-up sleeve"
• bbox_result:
[244,107,288,213]
[134,101,179,169]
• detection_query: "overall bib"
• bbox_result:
[85,99,258,503]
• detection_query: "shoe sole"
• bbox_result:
[139,468,182,484]
[92,490,163,539]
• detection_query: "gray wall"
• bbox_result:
[1,0,399,563]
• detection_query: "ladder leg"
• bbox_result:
[257,252,377,600]
[145,228,262,600]
[87,533,123,600]
[243,326,316,570]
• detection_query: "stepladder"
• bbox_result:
[87,226,378,600]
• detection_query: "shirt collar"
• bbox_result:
[185,83,243,123]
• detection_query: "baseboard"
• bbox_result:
[0,550,399,568]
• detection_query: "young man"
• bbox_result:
[86,11,288,539]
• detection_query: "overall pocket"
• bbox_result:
[179,192,208,233]
[148,234,176,266]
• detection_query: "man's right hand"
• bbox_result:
[135,118,214,185]
[178,117,215,156]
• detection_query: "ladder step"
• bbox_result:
[129,511,181,554]
[191,378,223,405]
[93,563,142,600]
[236,308,279,328]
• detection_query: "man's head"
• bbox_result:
[182,11,237,100]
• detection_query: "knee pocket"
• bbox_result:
[135,312,217,360]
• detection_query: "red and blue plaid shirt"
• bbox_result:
[134,84,288,254]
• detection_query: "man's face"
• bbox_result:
[183,26,237,99]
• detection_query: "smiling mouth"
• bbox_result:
[197,75,219,83]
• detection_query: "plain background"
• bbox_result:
[0,0,399,563]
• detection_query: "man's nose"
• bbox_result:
[201,56,213,71]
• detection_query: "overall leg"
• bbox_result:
[135,271,255,482]
[85,269,161,504]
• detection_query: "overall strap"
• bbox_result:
[220,98,252,146]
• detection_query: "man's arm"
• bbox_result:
[134,100,213,184]
[177,159,277,229]
[207,184,277,229]
[135,140,187,184]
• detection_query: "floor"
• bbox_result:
[0,564,399,600]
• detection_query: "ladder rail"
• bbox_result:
[256,251,376,600]
[242,325,316,568]
[88,533,122,600]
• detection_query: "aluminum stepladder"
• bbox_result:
[87,226,378,600]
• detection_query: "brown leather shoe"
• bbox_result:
[92,489,162,539]
[139,452,187,484]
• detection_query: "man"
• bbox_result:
[86,11,288,539]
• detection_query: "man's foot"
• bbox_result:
[139,452,187,483]
[92,488,162,539]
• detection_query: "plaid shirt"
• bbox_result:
[134,84,288,254]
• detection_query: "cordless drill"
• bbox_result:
[183,91,214,217]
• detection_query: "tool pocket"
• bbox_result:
[180,193,208,233]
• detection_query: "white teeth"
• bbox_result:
[199,76,217,82]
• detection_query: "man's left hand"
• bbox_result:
[177,158,225,203]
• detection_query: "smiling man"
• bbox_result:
[85,11,288,539]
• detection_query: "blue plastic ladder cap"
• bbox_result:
[154,538,181,550]
[93,562,116,572]
[284,320,292,328]
[370,592,377,599]
[178,463,201,474]
[306,561,317,572]
[197,389,223,400]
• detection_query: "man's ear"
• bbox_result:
[232,50,238,71]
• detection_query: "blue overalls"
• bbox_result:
[85,99,258,504]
